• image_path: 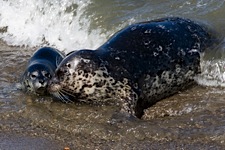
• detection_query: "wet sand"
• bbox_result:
[1,40,225,149]
[0,132,64,150]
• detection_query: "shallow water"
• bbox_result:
[1,0,225,149]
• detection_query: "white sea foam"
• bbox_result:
[195,60,225,87]
[0,0,107,53]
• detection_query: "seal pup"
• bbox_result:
[21,47,65,95]
[48,17,216,118]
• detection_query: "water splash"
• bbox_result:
[0,0,106,53]
[195,60,225,87]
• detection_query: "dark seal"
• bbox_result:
[48,17,215,118]
[21,47,65,95]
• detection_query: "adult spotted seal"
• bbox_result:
[48,17,216,118]
[21,47,65,95]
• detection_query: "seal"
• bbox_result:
[48,17,216,118]
[21,47,65,95]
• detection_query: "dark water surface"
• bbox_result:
[1,0,225,149]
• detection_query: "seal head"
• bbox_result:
[21,47,65,95]
[22,61,54,94]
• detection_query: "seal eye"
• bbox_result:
[30,71,38,80]
[66,63,71,68]
[30,74,37,79]
[44,72,51,78]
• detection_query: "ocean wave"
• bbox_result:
[0,0,107,52]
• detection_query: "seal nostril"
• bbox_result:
[39,80,45,85]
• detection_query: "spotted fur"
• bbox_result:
[48,17,216,118]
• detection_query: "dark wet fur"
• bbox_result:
[49,17,218,118]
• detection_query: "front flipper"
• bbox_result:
[108,90,139,124]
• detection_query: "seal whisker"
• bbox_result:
[58,92,69,103]
[50,88,74,103]
[54,91,65,102]
[59,91,73,103]
[52,92,63,102]
[60,89,76,102]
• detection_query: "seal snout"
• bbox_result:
[36,87,47,95]
[47,77,62,93]
[32,79,48,94]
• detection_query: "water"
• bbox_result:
[1,0,225,149]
